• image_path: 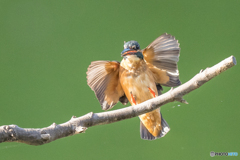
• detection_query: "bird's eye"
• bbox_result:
[124,56,128,60]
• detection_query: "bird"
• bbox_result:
[86,33,181,140]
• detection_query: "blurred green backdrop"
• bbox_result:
[0,0,239,159]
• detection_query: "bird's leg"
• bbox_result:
[148,87,156,98]
[130,92,137,105]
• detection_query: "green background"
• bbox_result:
[0,0,239,159]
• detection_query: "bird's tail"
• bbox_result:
[140,113,170,140]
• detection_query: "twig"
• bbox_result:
[0,56,237,145]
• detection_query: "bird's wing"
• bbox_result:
[142,33,181,87]
[87,61,128,110]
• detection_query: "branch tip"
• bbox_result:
[232,56,237,65]
[176,98,189,104]
[88,112,93,118]
[182,100,189,104]
[166,87,174,94]
[75,127,87,133]
[51,123,57,127]
[71,116,76,120]
[41,134,50,140]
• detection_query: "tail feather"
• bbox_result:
[140,113,170,140]
[158,113,170,137]
[140,121,156,140]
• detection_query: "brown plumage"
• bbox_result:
[87,33,181,140]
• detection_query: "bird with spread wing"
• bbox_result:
[87,33,181,140]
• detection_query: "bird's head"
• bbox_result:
[121,41,143,59]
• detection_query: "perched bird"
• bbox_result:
[87,33,181,140]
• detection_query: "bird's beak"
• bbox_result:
[121,48,138,57]
[121,48,131,54]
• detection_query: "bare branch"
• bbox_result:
[0,56,237,145]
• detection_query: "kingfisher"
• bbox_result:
[87,33,181,140]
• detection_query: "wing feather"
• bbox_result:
[143,33,181,87]
[87,61,128,110]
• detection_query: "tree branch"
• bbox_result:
[0,56,237,145]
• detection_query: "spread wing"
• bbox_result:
[87,61,128,110]
[143,33,181,87]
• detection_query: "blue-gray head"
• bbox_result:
[121,40,143,59]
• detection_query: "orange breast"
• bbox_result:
[119,60,162,137]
